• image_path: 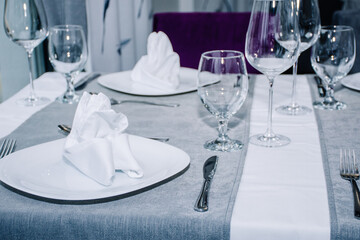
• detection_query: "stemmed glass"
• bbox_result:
[48,25,88,104]
[311,25,356,110]
[245,0,301,147]
[3,0,49,106]
[197,50,249,152]
[276,0,321,115]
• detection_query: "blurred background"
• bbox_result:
[0,0,353,102]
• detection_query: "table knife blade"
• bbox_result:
[194,155,218,212]
[314,76,326,97]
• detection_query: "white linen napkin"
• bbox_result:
[63,92,143,186]
[131,31,180,91]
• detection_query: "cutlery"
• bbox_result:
[109,98,180,108]
[88,92,180,108]
[0,139,16,158]
[314,76,326,97]
[340,149,360,218]
[74,73,101,91]
[194,155,218,212]
[58,124,170,142]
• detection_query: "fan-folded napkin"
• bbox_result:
[63,92,143,186]
[131,31,180,91]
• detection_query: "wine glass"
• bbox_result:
[48,25,88,104]
[197,50,249,152]
[311,25,356,110]
[3,0,50,106]
[245,0,301,147]
[276,0,321,115]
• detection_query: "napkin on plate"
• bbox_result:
[131,31,180,91]
[63,92,143,186]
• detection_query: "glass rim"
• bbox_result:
[201,50,245,60]
[50,24,84,31]
[321,25,354,32]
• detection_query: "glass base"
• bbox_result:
[204,138,243,152]
[250,133,290,148]
[56,93,79,104]
[276,104,312,116]
[16,96,50,107]
[313,100,346,110]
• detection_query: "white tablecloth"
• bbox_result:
[0,73,330,240]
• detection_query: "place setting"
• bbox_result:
[97,31,201,96]
[0,91,190,202]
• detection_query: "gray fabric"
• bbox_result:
[332,9,360,74]
[0,78,254,240]
[308,76,360,240]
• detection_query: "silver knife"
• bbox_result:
[74,72,101,91]
[194,155,218,212]
[314,76,326,97]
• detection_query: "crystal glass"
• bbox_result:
[311,25,356,110]
[197,50,249,152]
[276,0,321,115]
[245,0,301,147]
[3,0,49,106]
[48,25,88,104]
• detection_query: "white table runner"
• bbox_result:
[231,74,330,240]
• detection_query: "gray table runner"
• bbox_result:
[0,78,254,240]
[308,76,360,240]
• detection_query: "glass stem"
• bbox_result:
[217,118,229,141]
[265,77,275,138]
[65,73,75,99]
[26,49,37,102]
[323,83,335,104]
[290,60,299,108]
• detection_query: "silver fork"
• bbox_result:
[109,98,180,108]
[57,124,170,142]
[340,149,360,218]
[0,139,16,158]
[89,92,180,108]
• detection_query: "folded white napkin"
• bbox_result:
[63,92,143,186]
[131,31,180,91]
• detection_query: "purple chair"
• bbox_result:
[153,12,259,74]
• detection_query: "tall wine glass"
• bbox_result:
[198,50,249,152]
[245,0,301,147]
[276,0,321,115]
[3,0,50,106]
[311,25,356,110]
[48,25,88,104]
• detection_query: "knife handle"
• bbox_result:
[350,179,360,218]
[194,179,211,212]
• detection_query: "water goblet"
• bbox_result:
[276,0,321,115]
[3,0,50,106]
[311,25,356,110]
[245,0,301,147]
[197,50,249,152]
[48,25,88,104]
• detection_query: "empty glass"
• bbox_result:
[276,0,321,115]
[245,0,301,147]
[48,25,88,104]
[3,0,49,106]
[197,50,249,152]
[311,25,356,110]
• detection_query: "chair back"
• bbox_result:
[153,12,258,74]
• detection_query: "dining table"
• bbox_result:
[0,69,359,240]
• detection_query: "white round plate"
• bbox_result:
[0,136,190,201]
[341,74,360,91]
[97,67,198,96]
